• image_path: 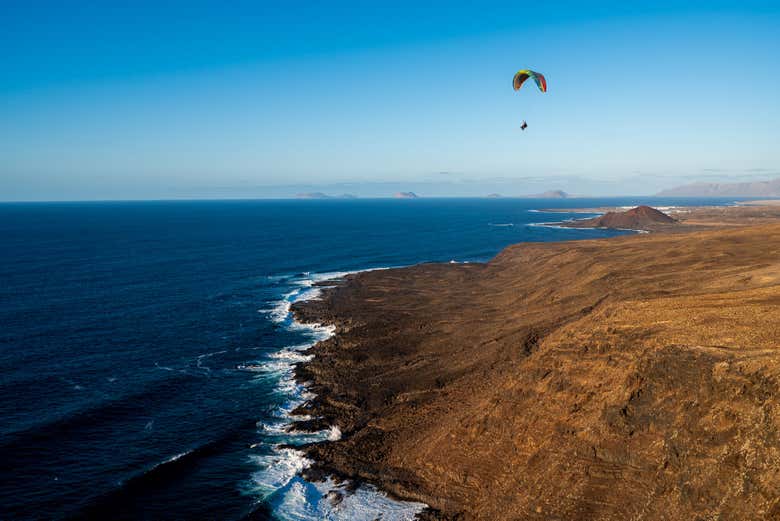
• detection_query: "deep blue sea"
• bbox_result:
[0,197,738,520]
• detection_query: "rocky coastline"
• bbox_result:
[290,205,780,520]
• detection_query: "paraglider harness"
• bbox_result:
[520,120,528,131]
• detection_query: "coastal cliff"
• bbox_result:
[292,214,780,520]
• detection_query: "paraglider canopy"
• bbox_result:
[513,70,547,93]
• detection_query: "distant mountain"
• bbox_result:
[567,206,677,230]
[657,178,780,197]
[486,193,502,198]
[394,192,419,199]
[523,190,569,199]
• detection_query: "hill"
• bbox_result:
[566,205,677,230]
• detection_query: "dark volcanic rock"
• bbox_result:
[567,205,677,231]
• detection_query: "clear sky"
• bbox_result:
[2,1,779,200]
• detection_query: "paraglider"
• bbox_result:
[513,69,546,131]
[513,69,547,93]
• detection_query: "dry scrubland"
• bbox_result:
[293,205,780,520]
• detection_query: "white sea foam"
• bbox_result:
[266,290,300,323]
[526,221,645,234]
[164,451,188,464]
[527,208,569,214]
[250,448,313,496]
[327,425,341,441]
[268,476,426,521]
[294,267,391,288]
[256,419,295,436]
[247,267,427,519]
[526,222,586,230]
[526,208,576,213]
[269,349,314,363]
[288,320,336,341]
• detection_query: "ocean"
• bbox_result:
[0,197,737,520]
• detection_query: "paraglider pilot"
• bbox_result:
[513,69,546,133]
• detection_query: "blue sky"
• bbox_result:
[2,1,779,200]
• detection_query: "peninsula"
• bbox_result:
[293,204,780,520]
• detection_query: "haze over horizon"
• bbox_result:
[2,1,779,201]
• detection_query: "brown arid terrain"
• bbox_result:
[292,205,780,520]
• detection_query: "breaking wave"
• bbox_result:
[246,269,426,520]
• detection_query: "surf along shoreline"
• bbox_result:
[248,269,428,520]
[290,203,780,520]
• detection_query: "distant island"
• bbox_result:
[657,177,780,197]
[486,193,502,198]
[394,192,419,199]
[522,189,570,199]
[295,192,357,199]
